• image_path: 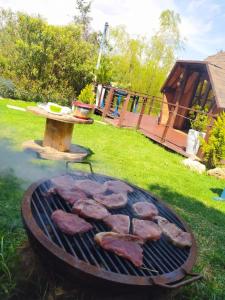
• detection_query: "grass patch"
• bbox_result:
[0,98,225,299]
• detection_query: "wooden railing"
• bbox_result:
[97,85,217,156]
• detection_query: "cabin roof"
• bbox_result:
[161,52,225,108]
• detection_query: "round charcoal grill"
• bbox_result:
[22,172,202,293]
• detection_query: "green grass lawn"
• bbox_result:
[0,98,225,299]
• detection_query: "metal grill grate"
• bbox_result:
[31,173,190,278]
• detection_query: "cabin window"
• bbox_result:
[191,79,214,111]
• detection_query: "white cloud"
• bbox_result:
[91,0,178,37]
[0,0,75,24]
[177,0,224,59]
[0,0,224,60]
[0,0,177,36]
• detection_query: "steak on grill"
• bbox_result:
[51,209,92,235]
[93,193,127,209]
[50,186,89,205]
[104,180,133,194]
[95,232,143,267]
[74,179,107,196]
[103,214,130,234]
[156,216,192,248]
[51,175,76,189]
[132,202,158,220]
[72,199,110,220]
[132,219,162,241]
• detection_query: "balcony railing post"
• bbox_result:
[148,96,155,115]
[161,103,177,143]
[102,87,114,119]
[118,93,131,127]
[136,97,147,130]
[161,67,189,143]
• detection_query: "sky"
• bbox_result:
[0,0,225,60]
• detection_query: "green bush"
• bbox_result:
[0,77,15,98]
[201,112,225,169]
[0,11,97,104]
[77,84,95,105]
[189,105,209,132]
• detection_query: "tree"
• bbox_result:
[102,10,184,98]
[0,9,97,103]
[96,55,113,84]
[74,0,92,40]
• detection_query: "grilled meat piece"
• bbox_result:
[50,186,89,205]
[51,175,76,189]
[132,202,158,220]
[156,216,192,248]
[95,232,143,267]
[93,193,127,209]
[51,209,92,235]
[73,179,107,196]
[132,219,162,241]
[72,199,110,220]
[104,180,133,194]
[103,214,130,234]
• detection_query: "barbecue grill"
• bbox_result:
[22,171,202,295]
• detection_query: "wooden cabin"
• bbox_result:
[96,52,225,157]
[159,52,225,131]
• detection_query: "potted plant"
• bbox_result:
[186,105,209,155]
[72,84,95,119]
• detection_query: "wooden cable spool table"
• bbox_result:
[22,106,94,161]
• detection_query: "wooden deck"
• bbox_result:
[103,111,189,157]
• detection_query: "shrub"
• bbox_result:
[0,77,15,98]
[77,84,95,105]
[189,105,209,132]
[0,12,97,104]
[201,112,225,169]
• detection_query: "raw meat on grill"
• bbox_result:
[95,232,143,267]
[74,179,107,196]
[156,216,192,248]
[132,202,158,219]
[72,199,110,220]
[104,180,133,194]
[93,193,128,209]
[103,214,130,234]
[51,175,76,189]
[132,219,162,241]
[50,186,89,205]
[51,209,92,235]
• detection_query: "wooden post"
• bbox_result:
[201,83,211,108]
[136,97,147,130]
[130,95,136,112]
[118,94,131,127]
[148,96,155,115]
[189,72,201,106]
[159,94,170,125]
[161,101,181,143]
[43,119,74,152]
[102,87,114,119]
[161,68,189,142]
[196,77,205,104]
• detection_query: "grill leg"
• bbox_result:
[66,160,94,173]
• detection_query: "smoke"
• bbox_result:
[0,139,66,188]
